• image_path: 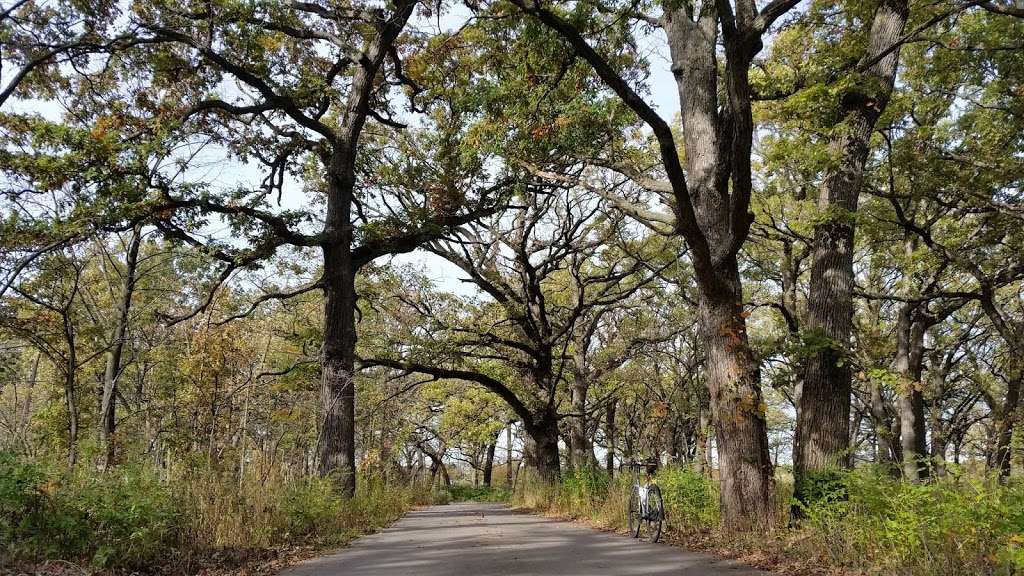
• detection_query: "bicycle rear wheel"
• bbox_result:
[645,484,664,543]
[628,488,641,538]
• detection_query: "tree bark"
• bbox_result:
[695,401,710,476]
[894,302,929,482]
[993,376,1021,479]
[794,0,909,502]
[100,226,142,470]
[568,358,594,468]
[869,379,898,472]
[605,398,616,476]
[699,282,776,531]
[315,1,416,496]
[524,414,561,481]
[505,422,514,486]
[483,441,496,487]
[318,151,359,496]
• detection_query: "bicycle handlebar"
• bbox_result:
[621,460,660,470]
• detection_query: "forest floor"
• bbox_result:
[277,502,768,576]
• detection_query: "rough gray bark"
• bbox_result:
[100,226,142,470]
[794,0,909,501]
[316,1,416,496]
[568,354,595,469]
[893,302,929,482]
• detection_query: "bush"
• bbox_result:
[278,476,347,542]
[445,484,509,502]
[798,469,1024,575]
[0,453,180,568]
[0,453,420,571]
[656,465,718,532]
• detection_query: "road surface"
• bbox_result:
[280,502,768,576]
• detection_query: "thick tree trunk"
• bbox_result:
[483,441,496,487]
[100,227,142,470]
[318,154,359,496]
[568,364,593,469]
[698,275,775,532]
[524,415,561,481]
[794,0,909,502]
[314,0,415,497]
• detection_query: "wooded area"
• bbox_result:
[1,0,1023,574]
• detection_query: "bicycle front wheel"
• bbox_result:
[628,488,641,538]
[645,484,664,543]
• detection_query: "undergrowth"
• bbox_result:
[0,452,427,573]
[512,463,1024,576]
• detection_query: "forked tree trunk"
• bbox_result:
[314,0,415,497]
[794,0,909,502]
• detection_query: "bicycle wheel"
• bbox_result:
[628,488,641,538]
[645,484,664,543]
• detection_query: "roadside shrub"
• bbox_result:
[0,453,54,560]
[0,453,179,568]
[445,484,509,502]
[799,469,1024,575]
[511,467,630,531]
[278,476,346,542]
[656,465,718,533]
[558,467,609,516]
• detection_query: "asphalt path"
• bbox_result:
[279,502,769,576]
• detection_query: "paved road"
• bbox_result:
[280,502,767,576]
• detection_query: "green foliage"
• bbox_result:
[797,470,1024,575]
[0,453,179,568]
[516,464,1024,575]
[656,466,719,532]
[793,468,850,513]
[444,484,510,502]
[0,453,422,570]
[558,467,610,512]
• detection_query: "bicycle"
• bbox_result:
[625,460,664,543]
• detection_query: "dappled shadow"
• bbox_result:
[280,503,767,576]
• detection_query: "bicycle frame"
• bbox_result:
[627,461,657,519]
